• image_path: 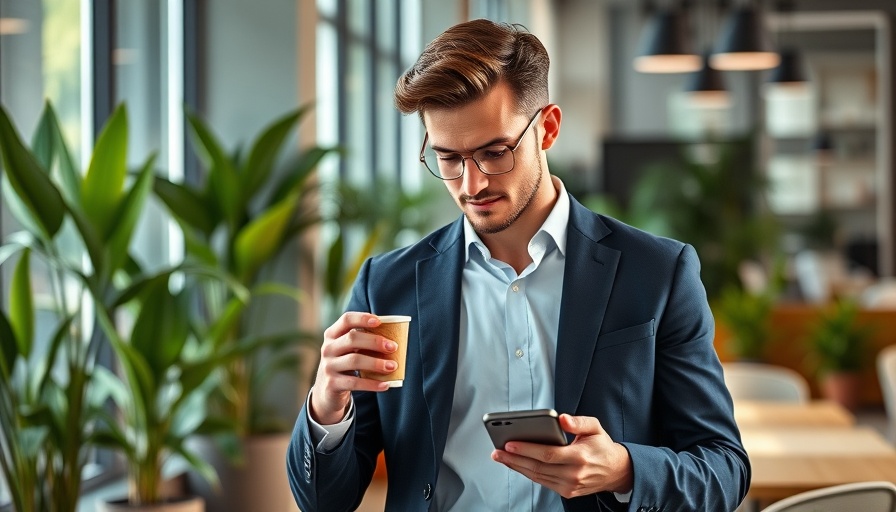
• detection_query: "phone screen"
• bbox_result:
[482,409,568,449]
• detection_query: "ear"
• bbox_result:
[539,104,561,150]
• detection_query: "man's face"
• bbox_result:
[422,83,545,235]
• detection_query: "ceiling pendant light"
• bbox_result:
[686,50,731,108]
[633,8,701,74]
[766,46,807,89]
[765,1,807,91]
[711,5,780,71]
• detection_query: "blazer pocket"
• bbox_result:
[596,319,655,351]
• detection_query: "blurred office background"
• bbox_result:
[2,0,896,510]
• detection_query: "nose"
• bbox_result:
[459,158,489,197]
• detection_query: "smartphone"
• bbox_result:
[482,408,568,449]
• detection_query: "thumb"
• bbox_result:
[559,414,605,436]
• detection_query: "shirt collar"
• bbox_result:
[464,176,570,262]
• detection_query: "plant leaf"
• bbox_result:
[186,111,241,229]
[46,102,81,205]
[87,365,129,410]
[81,104,128,240]
[251,281,307,303]
[233,192,299,282]
[172,443,220,490]
[270,146,338,205]
[243,106,307,198]
[17,426,49,459]
[65,205,106,284]
[152,176,217,236]
[106,154,156,273]
[30,104,55,171]
[0,106,65,238]
[324,229,345,303]
[30,102,81,205]
[130,277,189,378]
[206,296,247,349]
[9,249,33,357]
[0,309,19,379]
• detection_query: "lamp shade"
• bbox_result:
[711,6,780,71]
[633,9,701,73]
[686,52,731,108]
[767,47,806,85]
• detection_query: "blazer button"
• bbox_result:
[423,483,432,501]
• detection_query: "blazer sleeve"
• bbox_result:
[618,244,751,511]
[287,258,383,512]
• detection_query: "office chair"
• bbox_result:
[760,481,896,512]
[722,362,810,403]
[878,345,896,443]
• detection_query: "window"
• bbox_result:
[0,0,189,504]
[316,0,425,319]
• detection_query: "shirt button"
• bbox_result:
[423,483,432,500]
[515,349,524,358]
[512,284,519,292]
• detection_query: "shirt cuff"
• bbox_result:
[613,490,632,503]
[306,389,355,452]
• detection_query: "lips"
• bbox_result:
[465,196,502,211]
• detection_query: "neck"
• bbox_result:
[479,174,559,274]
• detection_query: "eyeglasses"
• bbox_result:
[419,108,544,180]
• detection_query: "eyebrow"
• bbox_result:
[429,135,513,154]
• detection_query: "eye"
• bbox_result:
[436,152,462,162]
[478,147,507,160]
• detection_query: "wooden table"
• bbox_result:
[743,426,896,503]
[734,400,856,428]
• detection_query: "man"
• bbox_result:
[287,18,750,511]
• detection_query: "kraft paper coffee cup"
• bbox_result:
[359,315,411,388]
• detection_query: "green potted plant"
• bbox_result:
[714,284,775,362]
[0,102,233,510]
[92,270,257,511]
[151,106,334,510]
[0,102,158,511]
[615,136,780,301]
[807,299,874,410]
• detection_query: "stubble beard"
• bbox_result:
[464,154,544,235]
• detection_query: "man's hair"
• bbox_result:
[394,19,549,118]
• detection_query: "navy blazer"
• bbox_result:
[288,195,750,511]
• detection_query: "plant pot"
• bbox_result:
[102,496,204,512]
[820,371,862,411]
[188,434,298,512]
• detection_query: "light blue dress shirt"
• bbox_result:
[433,177,568,511]
[310,178,593,510]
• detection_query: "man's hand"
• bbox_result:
[309,313,398,425]
[491,414,634,499]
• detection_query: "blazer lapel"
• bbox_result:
[554,200,620,415]
[415,219,464,463]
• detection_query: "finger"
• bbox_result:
[559,414,604,436]
[322,328,397,359]
[491,450,565,486]
[324,312,381,341]
[325,350,398,376]
[502,441,568,464]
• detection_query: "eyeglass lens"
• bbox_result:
[421,145,514,179]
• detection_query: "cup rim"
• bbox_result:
[376,315,412,323]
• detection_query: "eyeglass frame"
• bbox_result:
[418,107,545,180]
